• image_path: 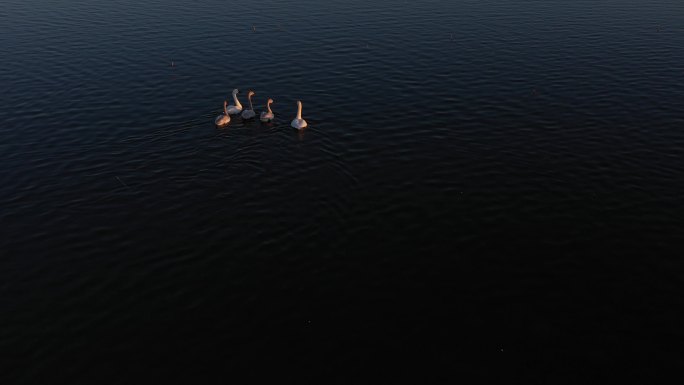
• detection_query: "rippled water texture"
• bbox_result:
[2,0,684,383]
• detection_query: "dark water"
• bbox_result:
[2,0,684,382]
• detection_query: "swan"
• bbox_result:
[260,98,275,122]
[226,89,243,115]
[215,100,231,127]
[291,100,307,129]
[241,90,256,119]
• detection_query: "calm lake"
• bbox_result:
[2,0,684,383]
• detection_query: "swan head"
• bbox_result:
[297,100,302,107]
[232,89,239,95]
[267,98,274,104]
[248,90,255,97]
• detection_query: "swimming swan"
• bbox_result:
[290,100,308,129]
[260,98,275,122]
[226,89,243,115]
[215,100,231,127]
[241,90,256,119]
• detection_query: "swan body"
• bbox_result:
[226,89,243,115]
[290,100,308,129]
[260,98,275,122]
[241,90,256,119]
[215,100,231,127]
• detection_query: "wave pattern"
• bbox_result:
[2,0,684,383]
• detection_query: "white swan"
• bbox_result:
[241,90,256,119]
[260,98,275,122]
[291,100,308,129]
[226,89,243,115]
[215,100,231,127]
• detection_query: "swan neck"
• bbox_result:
[296,102,302,120]
[233,92,242,108]
[267,100,272,114]
[248,94,254,110]
[223,101,228,115]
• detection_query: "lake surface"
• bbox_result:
[2,0,684,383]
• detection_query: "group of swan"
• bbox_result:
[215,89,307,130]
